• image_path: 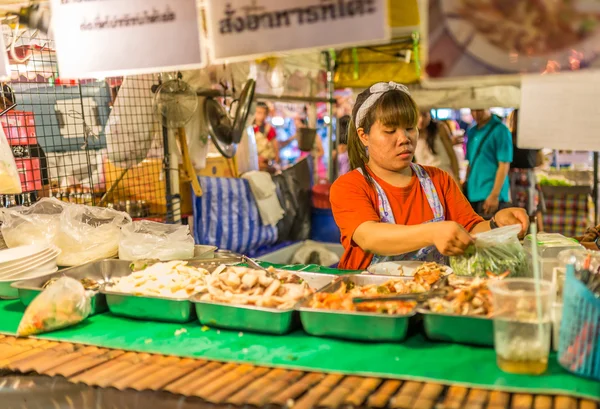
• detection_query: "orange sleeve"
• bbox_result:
[435,168,484,232]
[330,172,380,244]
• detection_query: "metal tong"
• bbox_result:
[352,275,449,304]
[242,256,278,279]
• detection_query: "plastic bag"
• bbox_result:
[56,204,131,266]
[118,220,194,261]
[0,198,69,248]
[17,277,91,337]
[0,125,22,194]
[450,225,530,277]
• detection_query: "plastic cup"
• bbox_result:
[488,278,555,375]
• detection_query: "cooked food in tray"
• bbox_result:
[197,266,313,309]
[309,270,443,315]
[43,277,101,291]
[107,260,210,299]
[425,275,492,317]
[405,262,449,277]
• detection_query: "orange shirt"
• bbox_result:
[330,166,483,270]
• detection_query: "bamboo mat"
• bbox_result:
[0,335,597,409]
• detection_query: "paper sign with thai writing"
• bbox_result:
[205,0,389,62]
[50,0,204,78]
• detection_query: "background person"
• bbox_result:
[253,102,280,170]
[465,109,513,219]
[415,110,460,182]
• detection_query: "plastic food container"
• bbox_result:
[523,233,583,281]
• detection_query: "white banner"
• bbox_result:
[0,32,10,80]
[50,0,204,78]
[206,0,389,62]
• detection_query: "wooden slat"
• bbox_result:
[579,401,599,409]
[367,379,403,408]
[533,396,553,409]
[189,364,258,400]
[245,369,304,407]
[464,389,489,409]
[165,362,237,396]
[111,355,182,390]
[318,376,363,408]
[45,348,123,378]
[270,372,326,407]
[441,386,469,409]
[412,383,445,409]
[206,366,270,403]
[555,397,577,409]
[390,381,424,409]
[15,345,100,374]
[163,361,219,395]
[292,373,344,409]
[344,377,382,407]
[70,351,151,385]
[0,342,58,367]
[512,394,534,409]
[487,391,511,409]
[127,358,204,391]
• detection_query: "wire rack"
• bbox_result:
[0,27,172,221]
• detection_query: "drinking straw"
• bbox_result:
[530,222,545,344]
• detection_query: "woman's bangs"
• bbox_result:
[374,91,419,129]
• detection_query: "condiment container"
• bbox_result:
[523,233,583,281]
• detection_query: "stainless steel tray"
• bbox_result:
[191,271,337,335]
[10,260,124,315]
[102,258,242,323]
[417,309,494,347]
[298,274,417,342]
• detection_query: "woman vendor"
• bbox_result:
[330,82,529,270]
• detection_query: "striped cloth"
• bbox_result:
[192,177,278,254]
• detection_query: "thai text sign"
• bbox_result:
[50,0,204,78]
[206,0,389,62]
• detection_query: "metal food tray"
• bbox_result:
[297,274,418,342]
[417,309,494,347]
[101,258,243,323]
[191,271,337,335]
[11,260,131,314]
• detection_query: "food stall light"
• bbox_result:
[271,116,284,127]
[323,116,331,124]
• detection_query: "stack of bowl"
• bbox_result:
[0,244,61,299]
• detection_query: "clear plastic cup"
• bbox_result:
[488,278,555,375]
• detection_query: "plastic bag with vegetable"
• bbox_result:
[0,198,69,248]
[56,204,131,266]
[17,277,92,337]
[450,225,530,277]
[118,220,194,261]
[0,125,21,195]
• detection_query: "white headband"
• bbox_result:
[354,81,411,129]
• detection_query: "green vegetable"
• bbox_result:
[450,241,530,278]
[377,286,390,294]
[346,281,356,291]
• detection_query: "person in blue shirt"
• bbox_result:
[465,109,513,219]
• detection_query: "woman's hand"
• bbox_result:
[495,207,530,236]
[432,221,474,256]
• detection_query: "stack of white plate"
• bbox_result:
[0,244,61,299]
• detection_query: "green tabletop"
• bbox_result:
[0,263,598,400]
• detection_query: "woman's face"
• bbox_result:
[418,112,431,130]
[360,119,418,172]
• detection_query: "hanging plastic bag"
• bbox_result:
[0,125,21,194]
[56,204,131,266]
[17,277,92,337]
[450,225,530,277]
[118,220,195,261]
[0,198,69,248]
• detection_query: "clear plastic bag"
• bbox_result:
[450,225,530,277]
[56,204,131,266]
[119,220,194,261]
[0,125,21,194]
[17,277,91,337]
[0,198,69,248]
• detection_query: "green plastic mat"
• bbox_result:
[0,299,598,399]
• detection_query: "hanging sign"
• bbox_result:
[205,0,389,62]
[518,71,600,151]
[50,0,204,78]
